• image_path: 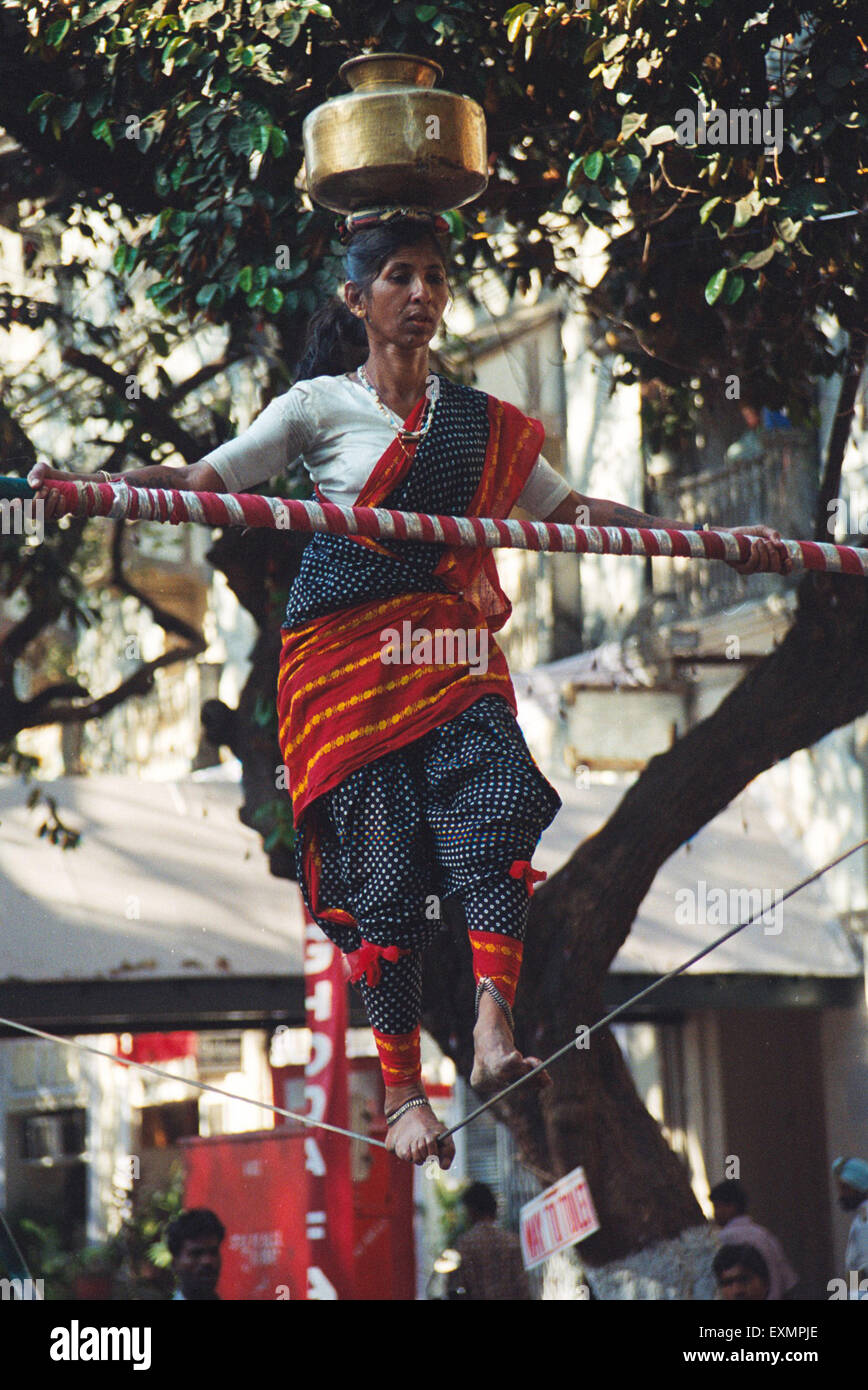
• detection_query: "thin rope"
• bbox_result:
[33,477,868,576]
[437,835,868,1142]
[0,1016,386,1150]
[0,839,863,1156]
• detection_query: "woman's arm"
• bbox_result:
[28,459,226,520]
[544,489,793,576]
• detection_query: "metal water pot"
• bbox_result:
[302,52,488,214]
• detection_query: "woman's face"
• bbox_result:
[346,240,450,351]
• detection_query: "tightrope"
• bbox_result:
[437,836,868,1142]
[32,477,868,575]
[0,1017,386,1149]
[0,839,863,1156]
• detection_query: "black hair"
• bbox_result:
[166,1208,226,1258]
[294,216,450,382]
[462,1181,498,1220]
[709,1179,748,1213]
[712,1243,769,1285]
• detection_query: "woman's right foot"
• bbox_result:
[470,989,551,1098]
[385,1088,455,1168]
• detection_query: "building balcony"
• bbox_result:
[647,431,816,618]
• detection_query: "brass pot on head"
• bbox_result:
[302,52,488,214]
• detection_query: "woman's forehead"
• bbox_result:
[378,243,446,273]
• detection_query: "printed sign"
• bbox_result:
[519,1165,599,1269]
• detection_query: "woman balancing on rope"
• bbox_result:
[30,210,792,1169]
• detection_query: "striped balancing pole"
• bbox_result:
[3,475,868,575]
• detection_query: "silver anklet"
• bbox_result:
[385,1096,430,1128]
[475,976,514,1033]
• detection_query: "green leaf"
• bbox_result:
[416,4,440,19]
[46,17,71,46]
[699,196,722,224]
[722,274,744,304]
[27,93,55,113]
[278,17,302,46]
[91,118,115,150]
[566,155,584,188]
[704,268,728,305]
[737,243,778,270]
[196,283,224,309]
[583,151,604,181]
[642,124,676,148]
[228,124,255,157]
[59,101,82,131]
[603,34,629,60]
[612,153,641,189]
[619,112,647,141]
[262,287,284,313]
[506,5,532,44]
[777,216,803,243]
[269,128,289,158]
[732,191,763,229]
[237,265,253,293]
[163,35,187,63]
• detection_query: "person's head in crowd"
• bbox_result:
[832,1156,868,1212]
[713,1243,770,1302]
[166,1208,225,1301]
[709,1179,748,1228]
[462,1182,498,1225]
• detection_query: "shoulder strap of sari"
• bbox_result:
[433,396,545,631]
[315,388,428,556]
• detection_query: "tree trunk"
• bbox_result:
[423,339,868,1290]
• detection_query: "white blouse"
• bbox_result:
[201,373,571,519]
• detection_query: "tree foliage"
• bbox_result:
[1,1,863,416]
[1,2,867,1282]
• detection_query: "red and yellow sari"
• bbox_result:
[276,384,544,827]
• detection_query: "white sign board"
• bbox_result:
[519,1165,600,1269]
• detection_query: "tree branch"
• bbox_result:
[61,348,205,462]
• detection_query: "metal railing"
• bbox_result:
[648,432,817,614]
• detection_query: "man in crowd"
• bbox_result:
[709,1178,797,1299]
[832,1156,868,1296]
[167,1208,225,1301]
[446,1182,531,1300]
[713,1244,770,1301]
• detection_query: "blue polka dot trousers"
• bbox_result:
[296,695,561,1034]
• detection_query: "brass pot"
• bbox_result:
[303,52,488,214]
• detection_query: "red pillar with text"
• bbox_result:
[302,910,355,1300]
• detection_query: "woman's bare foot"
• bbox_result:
[470,988,552,1097]
[384,1083,455,1169]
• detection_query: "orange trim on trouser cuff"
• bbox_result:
[468,931,524,1009]
[372,1027,422,1088]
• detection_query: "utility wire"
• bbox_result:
[437,835,868,1142]
[0,838,864,1157]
